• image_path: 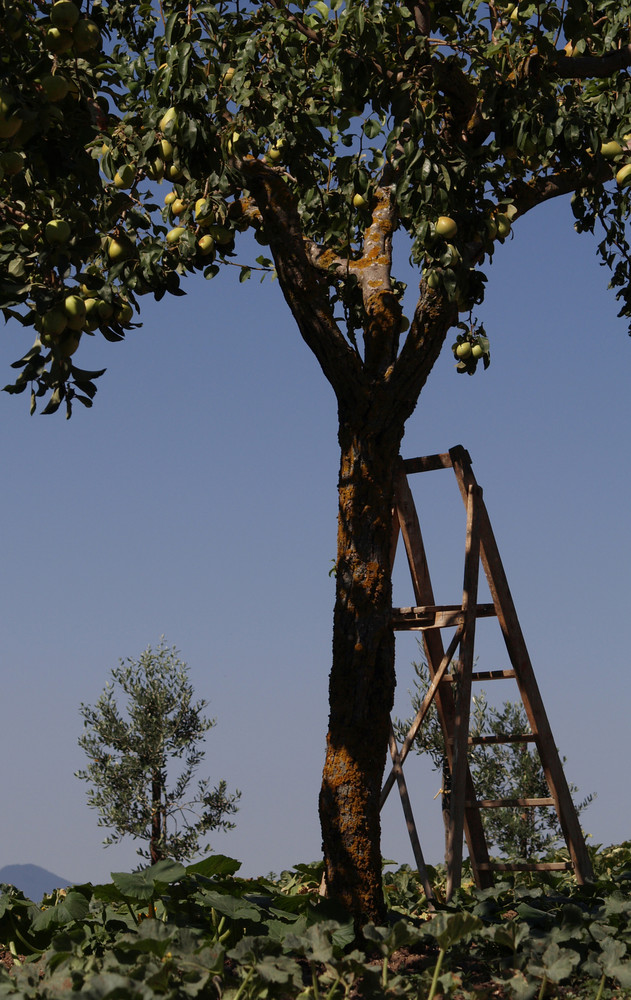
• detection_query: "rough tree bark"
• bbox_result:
[244,159,456,923]
[319,417,404,924]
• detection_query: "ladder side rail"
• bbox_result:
[381,626,463,805]
[387,724,436,903]
[394,467,493,889]
[448,446,594,883]
[445,484,482,899]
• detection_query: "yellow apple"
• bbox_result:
[435,215,457,238]
[616,163,631,188]
[159,107,178,132]
[166,226,186,245]
[198,234,215,255]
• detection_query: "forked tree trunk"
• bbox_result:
[319,417,404,925]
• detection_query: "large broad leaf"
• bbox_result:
[111,870,157,903]
[145,859,187,885]
[424,911,484,950]
[31,891,90,932]
[186,855,241,878]
[201,890,264,923]
[110,861,186,903]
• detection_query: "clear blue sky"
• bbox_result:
[1,194,629,888]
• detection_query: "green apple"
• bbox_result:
[197,234,215,255]
[164,190,178,206]
[116,301,133,323]
[207,224,232,244]
[170,198,187,216]
[0,150,24,175]
[166,226,186,245]
[45,26,73,53]
[19,222,38,247]
[426,270,440,290]
[113,164,135,189]
[159,107,178,132]
[195,198,214,225]
[64,294,86,319]
[107,237,132,261]
[58,331,81,356]
[97,299,114,319]
[435,215,458,238]
[222,67,235,84]
[616,163,631,188]
[455,341,472,359]
[39,74,70,102]
[146,156,164,181]
[40,307,68,337]
[0,109,23,139]
[600,140,622,159]
[495,214,511,238]
[72,18,101,51]
[471,343,484,359]
[159,138,173,161]
[352,193,366,208]
[165,163,183,180]
[51,1,80,29]
[45,218,71,244]
[266,145,282,162]
[0,90,14,116]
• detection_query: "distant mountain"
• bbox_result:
[0,864,72,901]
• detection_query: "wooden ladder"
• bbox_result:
[381,445,593,900]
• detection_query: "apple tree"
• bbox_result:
[2,0,631,923]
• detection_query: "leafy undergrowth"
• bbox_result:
[2,844,631,999]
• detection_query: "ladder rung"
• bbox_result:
[476,862,573,872]
[466,797,555,809]
[443,669,517,683]
[392,603,496,630]
[465,733,536,746]
[471,669,517,681]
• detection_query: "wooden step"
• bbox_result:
[392,603,496,630]
[465,733,537,746]
[466,797,554,809]
[477,861,573,872]
[443,669,517,683]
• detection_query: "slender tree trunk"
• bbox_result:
[151,773,162,864]
[319,416,404,925]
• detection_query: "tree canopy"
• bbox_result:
[3,0,631,415]
[76,639,240,864]
[3,0,631,922]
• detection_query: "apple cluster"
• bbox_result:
[44,1,101,58]
[451,327,490,375]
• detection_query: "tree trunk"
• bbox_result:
[319,416,403,925]
[151,773,162,864]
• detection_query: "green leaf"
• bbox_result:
[424,910,483,950]
[186,855,242,878]
[31,891,90,932]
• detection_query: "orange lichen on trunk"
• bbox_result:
[319,422,402,925]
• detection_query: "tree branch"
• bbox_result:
[550,45,631,79]
[240,159,366,407]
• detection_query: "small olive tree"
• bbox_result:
[76,639,240,864]
[393,655,593,861]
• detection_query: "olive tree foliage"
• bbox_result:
[76,640,240,864]
[3,0,631,922]
[393,656,594,861]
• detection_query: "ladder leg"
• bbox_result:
[449,446,593,883]
[445,484,481,899]
[387,725,436,903]
[393,467,493,891]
